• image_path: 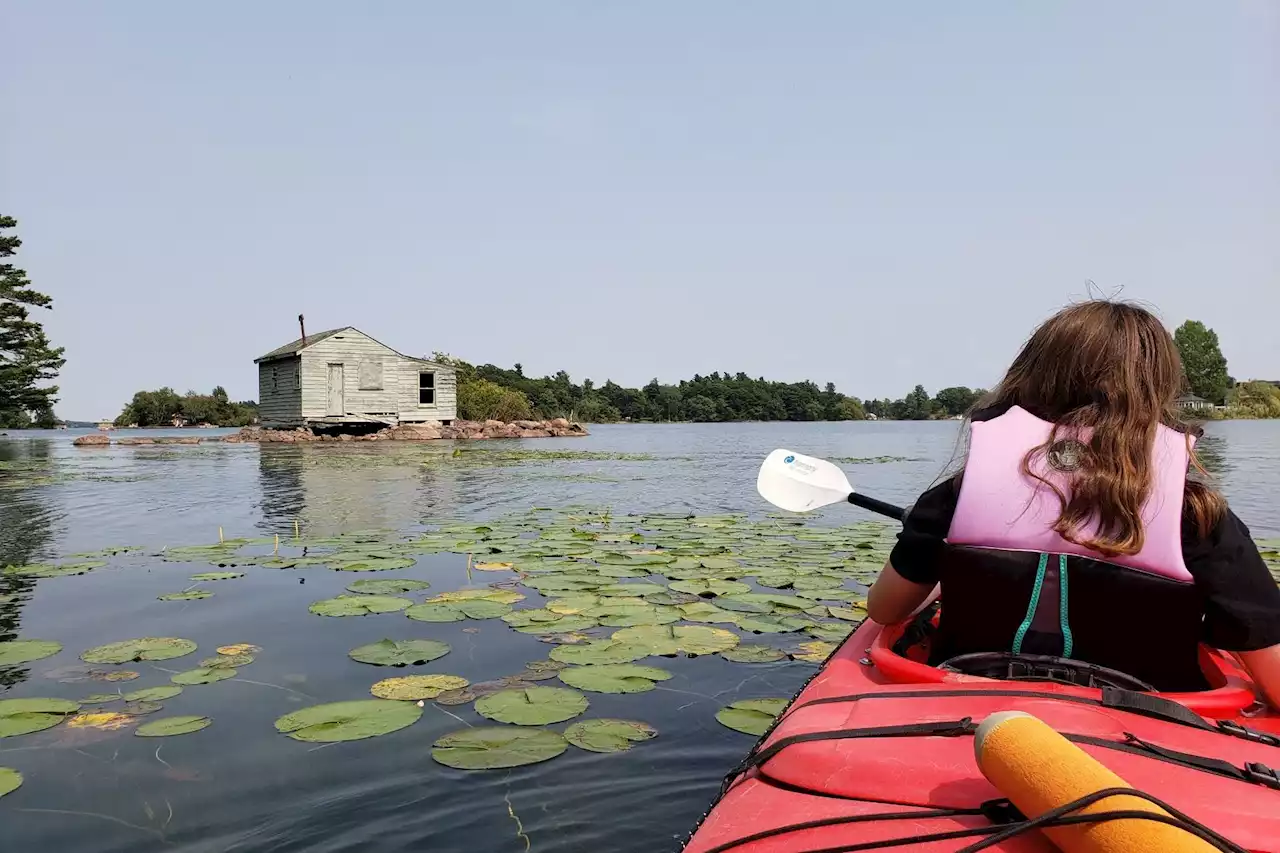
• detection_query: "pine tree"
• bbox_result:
[0,215,66,428]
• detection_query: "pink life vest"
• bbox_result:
[946,405,1194,582]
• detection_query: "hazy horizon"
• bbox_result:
[4,2,1276,421]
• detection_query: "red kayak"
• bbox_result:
[683,615,1280,852]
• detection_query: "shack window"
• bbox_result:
[418,371,435,405]
[358,357,384,390]
[272,367,278,390]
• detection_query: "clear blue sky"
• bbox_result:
[4,2,1276,420]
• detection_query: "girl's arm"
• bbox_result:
[1238,645,1280,710]
[867,561,939,625]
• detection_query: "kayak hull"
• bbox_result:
[684,618,1280,852]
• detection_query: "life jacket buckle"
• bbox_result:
[1243,762,1280,790]
[1218,719,1280,747]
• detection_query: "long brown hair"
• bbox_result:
[972,300,1224,555]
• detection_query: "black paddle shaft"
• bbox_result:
[847,492,906,522]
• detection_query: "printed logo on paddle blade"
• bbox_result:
[783,454,816,474]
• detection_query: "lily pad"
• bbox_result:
[431,727,568,770]
[544,595,600,615]
[349,638,451,667]
[722,592,809,612]
[564,719,657,753]
[549,639,652,666]
[121,701,164,716]
[735,616,795,634]
[668,579,751,598]
[4,561,105,578]
[136,715,211,737]
[92,669,141,682]
[473,561,514,572]
[677,602,742,624]
[474,686,589,725]
[274,700,422,742]
[404,602,465,622]
[720,645,787,663]
[503,608,568,627]
[0,767,21,798]
[828,604,867,622]
[0,698,81,737]
[806,622,854,642]
[598,604,681,627]
[611,625,740,656]
[158,590,213,601]
[752,570,798,589]
[434,688,478,706]
[557,664,671,694]
[346,578,431,595]
[201,654,254,668]
[716,698,790,736]
[171,667,236,685]
[124,686,183,702]
[455,599,513,619]
[309,595,411,617]
[370,674,470,700]
[431,588,524,605]
[217,644,262,656]
[793,640,836,663]
[80,693,123,704]
[795,588,864,602]
[255,558,302,569]
[66,711,135,730]
[330,557,416,572]
[0,639,62,666]
[190,572,244,581]
[714,597,775,614]
[525,659,568,673]
[82,638,197,665]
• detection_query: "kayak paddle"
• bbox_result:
[757,448,906,521]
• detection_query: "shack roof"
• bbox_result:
[254,327,448,368]
[255,328,348,363]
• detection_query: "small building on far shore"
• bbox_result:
[254,326,457,429]
[1175,393,1213,412]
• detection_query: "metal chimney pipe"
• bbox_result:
[298,314,307,346]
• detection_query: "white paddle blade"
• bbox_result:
[756,449,854,513]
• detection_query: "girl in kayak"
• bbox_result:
[866,299,1280,706]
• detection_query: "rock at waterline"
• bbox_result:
[221,419,588,443]
[73,419,587,447]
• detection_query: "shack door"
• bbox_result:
[326,364,345,416]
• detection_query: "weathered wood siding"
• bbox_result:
[294,329,458,423]
[299,330,400,419]
[397,360,458,423]
[257,357,303,426]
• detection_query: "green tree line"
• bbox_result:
[434,352,988,424]
[438,316,1276,424]
[114,386,259,428]
[0,215,65,429]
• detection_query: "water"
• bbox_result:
[0,421,1277,853]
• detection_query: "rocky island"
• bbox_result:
[72,418,588,447]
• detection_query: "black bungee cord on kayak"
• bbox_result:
[696,787,1249,853]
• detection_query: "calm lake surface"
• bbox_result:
[1,421,1277,853]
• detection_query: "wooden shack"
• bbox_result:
[254,327,457,429]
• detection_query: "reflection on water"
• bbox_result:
[257,446,467,537]
[1194,431,1230,479]
[0,439,59,690]
[0,420,1275,853]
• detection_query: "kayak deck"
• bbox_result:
[684,619,1280,852]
